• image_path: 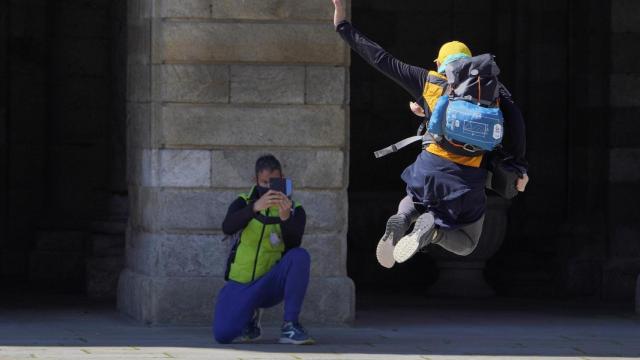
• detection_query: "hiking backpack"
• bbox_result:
[374,54,504,159]
[427,54,504,155]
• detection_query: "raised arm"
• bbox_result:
[332,0,427,102]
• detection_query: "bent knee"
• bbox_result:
[285,247,310,263]
[213,328,237,344]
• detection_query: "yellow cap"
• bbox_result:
[434,41,472,64]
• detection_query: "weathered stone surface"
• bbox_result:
[118,269,225,324]
[159,0,333,21]
[125,231,231,277]
[136,187,237,232]
[156,64,229,103]
[134,187,345,232]
[230,65,305,104]
[159,104,346,147]
[210,149,344,189]
[306,66,347,105]
[159,22,345,64]
[303,233,347,277]
[612,0,640,33]
[155,149,211,187]
[295,191,347,232]
[126,102,151,150]
[158,0,211,18]
[127,63,151,102]
[609,148,640,183]
[610,74,640,107]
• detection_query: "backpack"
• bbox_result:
[427,54,504,155]
[373,54,505,159]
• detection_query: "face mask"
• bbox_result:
[256,185,269,197]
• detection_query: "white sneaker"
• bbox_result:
[393,212,436,263]
[376,214,409,268]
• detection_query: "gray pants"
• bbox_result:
[396,196,484,256]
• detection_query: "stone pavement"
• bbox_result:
[1,295,639,360]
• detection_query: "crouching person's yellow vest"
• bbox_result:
[227,189,302,284]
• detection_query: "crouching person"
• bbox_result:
[213,154,314,345]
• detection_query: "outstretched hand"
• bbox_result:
[332,0,346,28]
[516,173,529,192]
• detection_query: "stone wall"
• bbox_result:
[606,0,640,302]
[119,0,355,324]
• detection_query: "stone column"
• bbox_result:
[118,0,354,325]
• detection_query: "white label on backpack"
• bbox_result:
[270,232,281,246]
[493,124,503,140]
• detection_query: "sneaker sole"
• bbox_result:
[235,334,262,343]
[278,337,315,345]
[393,213,435,263]
[375,214,408,269]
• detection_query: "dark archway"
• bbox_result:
[347,0,613,301]
[0,0,127,301]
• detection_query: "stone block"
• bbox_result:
[210,0,332,21]
[125,230,231,277]
[210,149,344,189]
[158,234,230,277]
[154,149,212,187]
[304,233,347,277]
[610,74,640,107]
[127,18,151,63]
[159,0,333,21]
[127,63,151,102]
[126,102,152,150]
[294,190,347,232]
[118,269,226,324]
[156,64,229,103]
[609,148,640,183]
[159,104,346,147]
[136,187,237,231]
[306,66,346,105]
[134,187,344,232]
[158,0,211,18]
[159,22,346,64]
[230,65,305,104]
[612,0,640,33]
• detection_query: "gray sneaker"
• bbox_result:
[376,214,410,269]
[393,212,436,263]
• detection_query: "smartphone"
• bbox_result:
[269,177,293,197]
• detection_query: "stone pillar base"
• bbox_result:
[428,260,495,298]
[118,269,355,325]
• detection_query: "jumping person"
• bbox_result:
[331,0,529,268]
[213,155,314,345]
